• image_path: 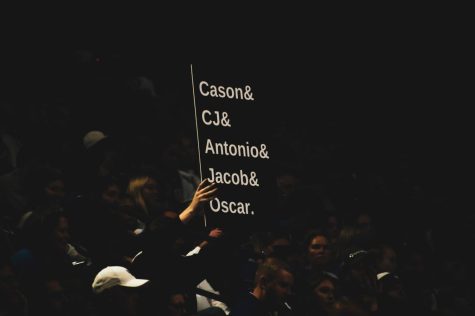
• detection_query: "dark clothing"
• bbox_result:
[230,292,295,316]
[66,196,140,268]
[229,293,269,316]
[131,215,219,299]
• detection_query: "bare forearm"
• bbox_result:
[179,206,197,224]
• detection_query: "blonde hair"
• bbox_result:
[127,176,152,216]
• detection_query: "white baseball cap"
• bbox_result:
[83,130,108,150]
[377,272,391,280]
[92,266,149,294]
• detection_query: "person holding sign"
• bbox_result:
[130,179,223,309]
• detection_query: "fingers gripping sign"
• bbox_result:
[196,178,218,203]
[180,179,218,225]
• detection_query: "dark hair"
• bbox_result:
[308,271,339,291]
[22,164,63,202]
[254,257,292,286]
[303,229,329,251]
[87,175,122,200]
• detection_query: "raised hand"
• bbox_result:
[179,179,218,224]
[208,228,223,239]
[189,178,218,210]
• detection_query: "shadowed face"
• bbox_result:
[167,293,188,316]
[141,178,159,205]
[357,213,372,236]
[266,269,294,307]
[102,183,120,206]
[308,235,330,267]
[276,173,300,197]
[314,279,336,312]
[326,215,340,241]
[379,246,397,273]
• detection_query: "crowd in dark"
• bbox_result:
[1,49,472,315]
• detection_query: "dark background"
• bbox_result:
[1,47,470,231]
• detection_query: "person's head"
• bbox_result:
[91,175,122,208]
[23,164,65,207]
[166,292,189,316]
[51,213,70,253]
[341,250,376,283]
[377,244,398,274]
[275,168,301,198]
[39,276,71,315]
[334,225,365,261]
[377,272,406,302]
[264,233,303,269]
[161,133,198,171]
[305,230,332,268]
[263,232,291,258]
[92,266,150,294]
[101,182,121,207]
[356,212,374,241]
[325,213,341,243]
[308,272,339,314]
[92,266,149,316]
[253,258,294,309]
[82,130,119,178]
[83,130,108,150]
[339,249,379,313]
[36,211,71,254]
[127,175,159,216]
[356,212,372,228]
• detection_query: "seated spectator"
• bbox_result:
[355,211,377,249]
[17,164,66,234]
[11,211,92,315]
[229,257,295,316]
[126,172,175,230]
[12,211,90,281]
[165,292,191,316]
[376,243,398,274]
[184,228,230,316]
[338,249,380,314]
[305,271,339,316]
[303,230,334,274]
[333,225,366,265]
[75,130,122,194]
[323,213,341,245]
[67,175,139,268]
[131,179,220,301]
[91,266,149,316]
[377,272,409,316]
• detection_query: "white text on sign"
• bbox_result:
[202,110,232,127]
[205,139,270,159]
[199,81,254,100]
[208,168,259,187]
[209,198,254,215]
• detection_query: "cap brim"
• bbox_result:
[377,272,390,280]
[122,278,149,288]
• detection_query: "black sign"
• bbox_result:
[191,64,275,230]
